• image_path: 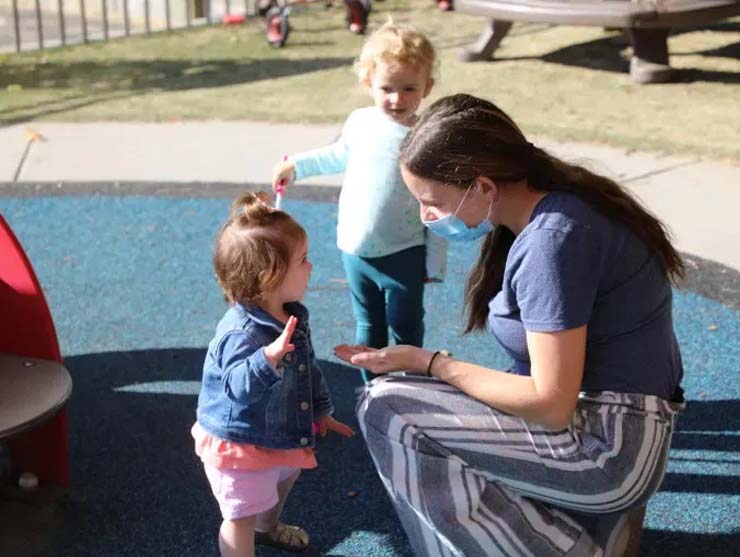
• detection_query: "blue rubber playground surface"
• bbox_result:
[1,193,738,556]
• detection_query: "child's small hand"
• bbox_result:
[264,315,297,370]
[314,415,354,438]
[272,160,296,192]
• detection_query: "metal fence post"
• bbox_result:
[123,0,130,36]
[57,0,67,46]
[79,0,88,43]
[165,0,172,31]
[101,0,109,40]
[12,0,21,52]
[34,0,44,49]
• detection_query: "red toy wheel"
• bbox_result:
[265,6,290,48]
[223,13,246,24]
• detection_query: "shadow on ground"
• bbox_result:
[48,348,410,557]
[15,346,733,557]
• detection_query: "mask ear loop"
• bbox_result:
[475,178,497,223]
[452,182,475,217]
[483,198,493,223]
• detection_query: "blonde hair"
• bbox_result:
[213,192,307,305]
[354,20,436,87]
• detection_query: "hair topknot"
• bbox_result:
[230,191,274,222]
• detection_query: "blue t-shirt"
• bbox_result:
[488,192,683,400]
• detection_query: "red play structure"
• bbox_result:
[0,214,72,487]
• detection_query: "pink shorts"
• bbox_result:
[203,463,300,520]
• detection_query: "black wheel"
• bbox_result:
[257,0,278,16]
[265,6,290,48]
[344,0,368,34]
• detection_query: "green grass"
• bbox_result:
[1,1,739,162]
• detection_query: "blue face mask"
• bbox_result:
[423,184,494,242]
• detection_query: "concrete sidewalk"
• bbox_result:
[1,121,738,271]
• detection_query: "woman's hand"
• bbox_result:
[272,160,296,192]
[264,316,297,370]
[314,415,354,437]
[333,344,431,375]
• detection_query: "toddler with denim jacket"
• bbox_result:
[272,22,447,383]
[193,192,353,557]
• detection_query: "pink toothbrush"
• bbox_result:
[275,154,288,210]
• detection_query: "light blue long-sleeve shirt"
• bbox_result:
[292,107,446,278]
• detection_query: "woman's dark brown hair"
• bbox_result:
[400,94,684,333]
[214,192,307,305]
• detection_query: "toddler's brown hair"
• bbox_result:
[214,192,307,305]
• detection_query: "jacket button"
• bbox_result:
[300,402,309,411]
[298,363,306,372]
[299,437,309,446]
[285,353,293,363]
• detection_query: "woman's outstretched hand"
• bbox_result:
[314,415,354,438]
[333,344,430,375]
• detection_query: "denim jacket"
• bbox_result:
[196,302,333,449]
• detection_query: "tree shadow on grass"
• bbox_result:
[0,55,353,126]
[46,348,412,557]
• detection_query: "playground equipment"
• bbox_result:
[225,0,372,48]
[454,0,740,83]
[0,215,72,488]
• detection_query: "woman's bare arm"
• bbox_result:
[336,325,586,430]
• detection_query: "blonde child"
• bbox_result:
[192,192,353,557]
[272,22,447,382]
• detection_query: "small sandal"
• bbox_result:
[255,522,310,553]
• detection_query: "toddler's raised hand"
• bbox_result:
[264,315,297,370]
[272,160,296,193]
[314,415,354,438]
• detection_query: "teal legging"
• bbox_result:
[341,245,425,383]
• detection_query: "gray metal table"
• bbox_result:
[0,354,72,440]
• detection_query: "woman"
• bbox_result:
[334,94,685,557]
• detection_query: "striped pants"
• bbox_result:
[356,376,683,557]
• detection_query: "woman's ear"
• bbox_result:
[474,176,503,207]
[475,176,492,192]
